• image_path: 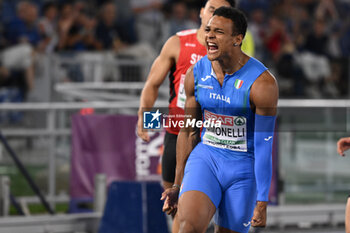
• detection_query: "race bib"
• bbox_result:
[177,74,186,109]
[202,110,247,152]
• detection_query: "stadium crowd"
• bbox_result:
[0,0,349,101]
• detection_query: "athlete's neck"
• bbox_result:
[213,51,248,76]
[196,26,206,46]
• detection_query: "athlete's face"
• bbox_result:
[200,0,232,29]
[205,15,241,61]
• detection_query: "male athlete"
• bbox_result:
[337,137,350,233]
[137,0,237,190]
[162,7,278,233]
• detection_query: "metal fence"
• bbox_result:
[0,99,349,232]
[0,99,350,205]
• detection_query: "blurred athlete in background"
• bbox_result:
[137,0,238,190]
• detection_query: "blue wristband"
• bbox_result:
[254,114,276,202]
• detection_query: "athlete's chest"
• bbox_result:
[197,74,248,113]
[199,76,251,153]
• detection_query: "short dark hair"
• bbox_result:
[203,0,236,8]
[224,0,236,8]
[213,6,247,37]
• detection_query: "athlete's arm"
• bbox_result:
[174,66,201,186]
[346,197,350,233]
[137,35,179,141]
[250,70,278,227]
[161,66,201,215]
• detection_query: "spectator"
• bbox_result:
[264,15,289,62]
[95,1,125,51]
[114,0,138,44]
[179,0,202,9]
[315,0,339,22]
[187,7,200,26]
[130,0,165,50]
[304,18,330,56]
[168,1,198,35]
[339,19,350,58]
[56,3,75,51]
[248,8,266,59]
[0,64,28,99]
[276,42,308,97]
[94,1,156,57]
[0,1,36,92]
[238,0,270,16]
[38,2,59,53]
[57,2,100,51]
[289,7,311,51]
[4,1,41,46]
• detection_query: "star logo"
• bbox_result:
[150,109,161,122]
[143,109,162,129]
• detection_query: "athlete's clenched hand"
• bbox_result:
[337,137,350,156]
[161,187,179,217]
[251,201,267,227]
[137,116,150,142]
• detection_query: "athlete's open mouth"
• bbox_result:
[207,42,218,53]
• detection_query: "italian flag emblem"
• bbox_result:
[234,79,243,89]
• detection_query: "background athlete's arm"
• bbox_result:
[137,35,179,141]
[250,70,278,227]
[161,66,201,215]
[174,66,201,187]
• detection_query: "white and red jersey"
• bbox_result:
[166,29,206,135]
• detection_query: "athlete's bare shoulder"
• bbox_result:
[184,64,195,97]
[160,34,180,62]
[250,70,278,114]
[253,70,278,89]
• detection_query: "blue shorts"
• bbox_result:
[179,143,257,233]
